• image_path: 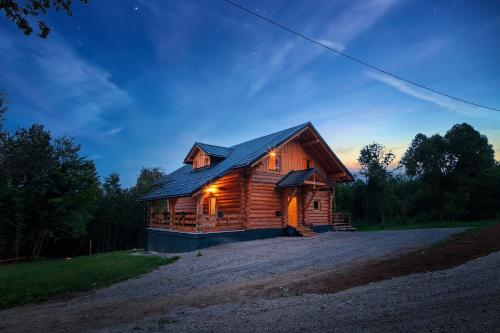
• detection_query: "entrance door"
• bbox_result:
[287,196,298,227]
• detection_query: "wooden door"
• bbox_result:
[288,196,298,227]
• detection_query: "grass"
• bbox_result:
[0,251,178,309]
[354,220,499,232]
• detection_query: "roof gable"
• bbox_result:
[184,143,232,164]
[277,168,329,188]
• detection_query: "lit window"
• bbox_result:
[268,152,280,171]
[209,197,217,215]
[313,200,320,210]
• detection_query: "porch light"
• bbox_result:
[205,185,218,194]
[269,151,276,157]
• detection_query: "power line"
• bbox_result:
[223,0,500,112]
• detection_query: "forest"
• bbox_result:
[336,123,500,225]
[0,95,499,259]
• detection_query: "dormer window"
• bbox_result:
[268,152,280,171]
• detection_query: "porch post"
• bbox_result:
[169,198,177,230]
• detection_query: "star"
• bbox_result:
[134,6,139,11]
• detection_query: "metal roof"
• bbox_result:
[276,168,326,188]
[141,123,310,201]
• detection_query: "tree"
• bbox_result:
[0,0,89,38]
[135,166,165,198]
[0,91,6,136]
[0,124,99,258]
[357,143,395,223]
[400,123,497,220]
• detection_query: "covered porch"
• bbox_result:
[147,172,245,232]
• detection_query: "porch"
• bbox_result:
[148,211,244,232]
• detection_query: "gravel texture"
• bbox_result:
[133,250,500,333]
[0,228,468,332]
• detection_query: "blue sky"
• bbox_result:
[1,0,499,186]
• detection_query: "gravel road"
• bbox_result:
[0,228,468,332]
[132,250,500,333]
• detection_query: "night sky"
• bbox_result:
[1,0,499,185]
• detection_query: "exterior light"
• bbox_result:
[269,151,276,157]
[205,185,218,194]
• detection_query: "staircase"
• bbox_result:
[295,225,317,237]
[332,212,357,232]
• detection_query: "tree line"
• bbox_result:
[0,99,164,259]
[336,123,500,225]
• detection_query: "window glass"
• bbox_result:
[209,197,217,215]
[313,200,320,210]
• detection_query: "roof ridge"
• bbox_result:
[196,142,231,149]
[229,122,310,149]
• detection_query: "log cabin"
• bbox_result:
[140,122,354,252]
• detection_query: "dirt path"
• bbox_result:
[0,228,467,332]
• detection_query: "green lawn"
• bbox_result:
[354,220,499,232]
[0,251,178,309]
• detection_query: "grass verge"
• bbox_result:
[354,220,499,231]
[0,251,178,309]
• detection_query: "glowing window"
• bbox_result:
[209,197,217,215]
[268,153,280,171]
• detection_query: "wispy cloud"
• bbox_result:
[366,71,489,116]
[238,0,398,97]
[0,30,131,136]
[103,127,123,136]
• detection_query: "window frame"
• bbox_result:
[313,199,321,211]
[268,154,280,171]
[209,196,217,215]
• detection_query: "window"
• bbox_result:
[209,197,217,215]
[313,200,320,211]
[268,153,280,171]
[304,159,312,169]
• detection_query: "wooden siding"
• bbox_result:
[255,138,327,175]
[303,190,332,225]
[193,149,210,169]
[202,171,242,215]
[246,172,284,229]
[175,197,196,213]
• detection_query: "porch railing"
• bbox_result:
[149,212,243,232]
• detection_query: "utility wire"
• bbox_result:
[223,0,500,112]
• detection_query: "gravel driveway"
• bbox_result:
[0,228,467,332]
[133,250,500,333]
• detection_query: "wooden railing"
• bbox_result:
[332,212,352,226]
[150,212,243,232]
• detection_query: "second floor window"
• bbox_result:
[304,159,312,169]
[268,153,280,171]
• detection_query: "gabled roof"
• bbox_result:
[141,122,352,201]
[183,142,232,163]
[277,168,328,188]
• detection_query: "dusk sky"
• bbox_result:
[1,0,499,186]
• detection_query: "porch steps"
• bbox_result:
[296,225,317,237]
[332,223,357,232]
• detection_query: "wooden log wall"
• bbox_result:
[202,171,242,216]
[246,171,284,229]
[175,197,197,213]
[255,139,327,175]
[303,189,332,225]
